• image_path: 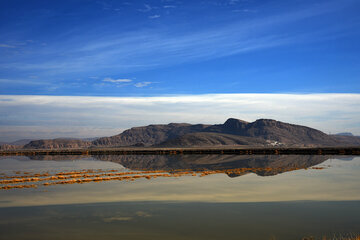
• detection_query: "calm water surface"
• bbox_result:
[0,155,359,240]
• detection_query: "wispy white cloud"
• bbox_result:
[0,94,359,141]
[138,4,153,12]
[96,0,112,10]
[103,77,132,83]
[0,78,45,85]
[232,9,257,13]
[134,82,152,87]
[0,44,16,48]
[163,5,176,9]
[149,15,160,19]
[229,0,239,5]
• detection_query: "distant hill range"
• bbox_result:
[3,118,360,150]
[335,132,354,136]
[0,139,35,150]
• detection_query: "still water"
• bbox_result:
[0,155,359,239]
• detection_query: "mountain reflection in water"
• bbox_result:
[0,155,359,206]
[0,154,334,190]
[94,154,332,177]
[0,154,338,191]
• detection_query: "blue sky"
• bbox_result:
[1,0,360,96]
[1,0,360,141]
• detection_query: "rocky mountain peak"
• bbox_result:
[222,118,248,132]
[252,119,279,126]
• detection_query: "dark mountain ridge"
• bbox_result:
[92,118,345,148]
[20,118,360,149]
[23,139,91,149]
[92,123,210,147]
[154,132,268,148]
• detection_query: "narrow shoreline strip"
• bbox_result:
[1,147,360,156]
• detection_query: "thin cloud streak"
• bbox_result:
[0,44,16,48]
[149,15,160,19]
[134,82,152,87]
[138,4,153,12]
[0,78,47,85]
[0,93,359,141]
[103,78,132,83]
